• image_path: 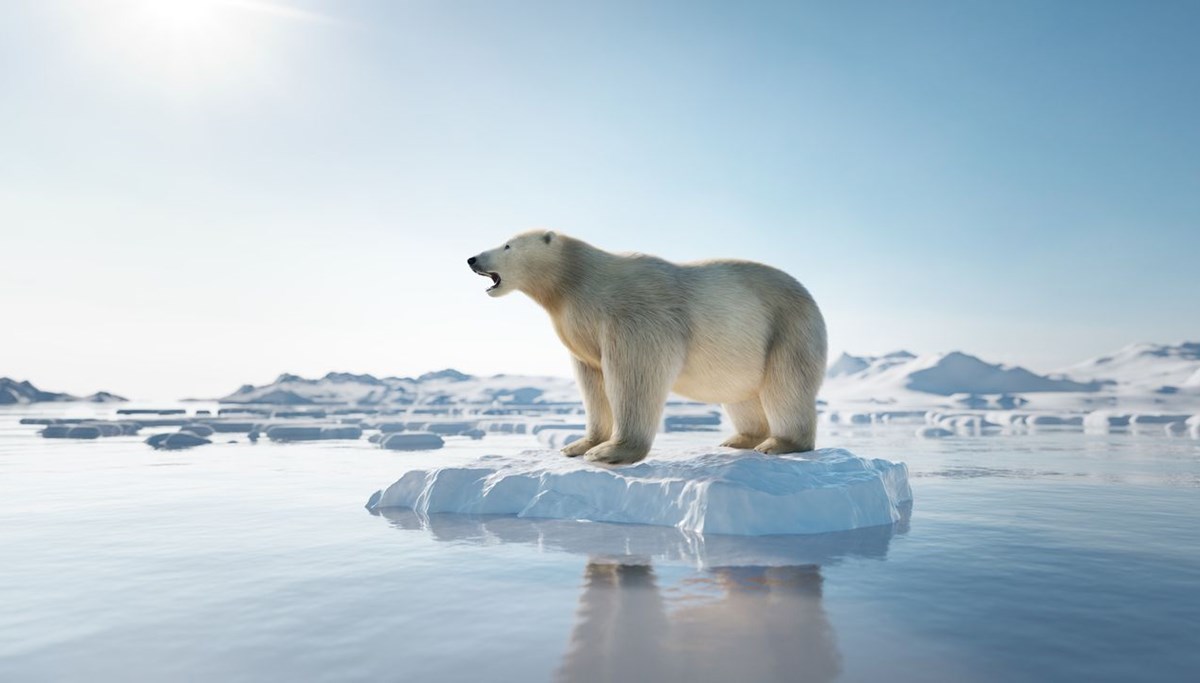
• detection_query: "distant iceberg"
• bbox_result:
[366,448,911,536]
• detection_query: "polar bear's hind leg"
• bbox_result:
[720,397,770,449]
[757,382,818,454]
[756,323,824,454]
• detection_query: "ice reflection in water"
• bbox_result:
[558,562,836,683]
[376,508,909,683]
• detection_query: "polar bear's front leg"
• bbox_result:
[562,358,613,457]
[584,334,681,465]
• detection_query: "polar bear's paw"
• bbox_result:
[583,440,649,466]
[754,437,807,455]
[561,437,603,458]
[720,433,766,450]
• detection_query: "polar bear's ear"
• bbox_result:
[542,231,555,244]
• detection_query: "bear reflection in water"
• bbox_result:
[557,561,838,683]
[374,508,910,682]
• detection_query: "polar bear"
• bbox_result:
[468,231,827,465]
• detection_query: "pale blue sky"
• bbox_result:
[2,0,1197,399]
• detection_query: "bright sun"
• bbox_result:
[78,0,326,95]
[108,0,259,89]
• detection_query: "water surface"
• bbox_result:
[1,407,1197,682]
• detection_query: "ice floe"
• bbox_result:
[264,424,364,442]
[366,448,911,536]
[378,432,445,451]
[146,432,211,450]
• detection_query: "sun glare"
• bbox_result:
[73,0,328,96]
[135,0,223,39]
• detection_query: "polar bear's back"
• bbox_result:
[680,259,821,331]
[685,258,815,300]
[670,259,826,403]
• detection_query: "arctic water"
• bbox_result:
[1,407,1197,682]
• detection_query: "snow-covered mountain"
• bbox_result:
[1057,342,1200,391]
[220,370,579,406]
[826,351,915,379]
[823,341,1200,410]
[0,378,126,405]
[822,351,1104,402]
[213,341,1200,410]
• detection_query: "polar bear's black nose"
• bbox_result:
[467,257,477,266]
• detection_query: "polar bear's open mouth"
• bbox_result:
[475,270,501,291]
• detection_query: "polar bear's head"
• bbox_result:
[468,230,559,298]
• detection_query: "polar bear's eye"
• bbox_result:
[504,244,511,250]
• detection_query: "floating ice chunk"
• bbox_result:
[915,426,953,438]
[379,432,445,451]
[822,411,872,426]
[180,423,215,438]
[480,420,528,434]
[1084,410,1130,431]
[537,429,586,449]
[196,420,257,433]
[41,425,101,439]
[38,421,140,438]
[530,421,586,435]
[868,410,926,425]
[944,415,996,431]
[366,448,911,536]
[265,424,363,442]
[146,432,211,450]
[85,422,124,437]
[663,411,722,432]
[989,412,1029,427]
[1026,414,1084,427]
[410,421,478,436]
[1129,413,1191,426]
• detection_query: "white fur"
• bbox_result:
[469,231,827,464]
